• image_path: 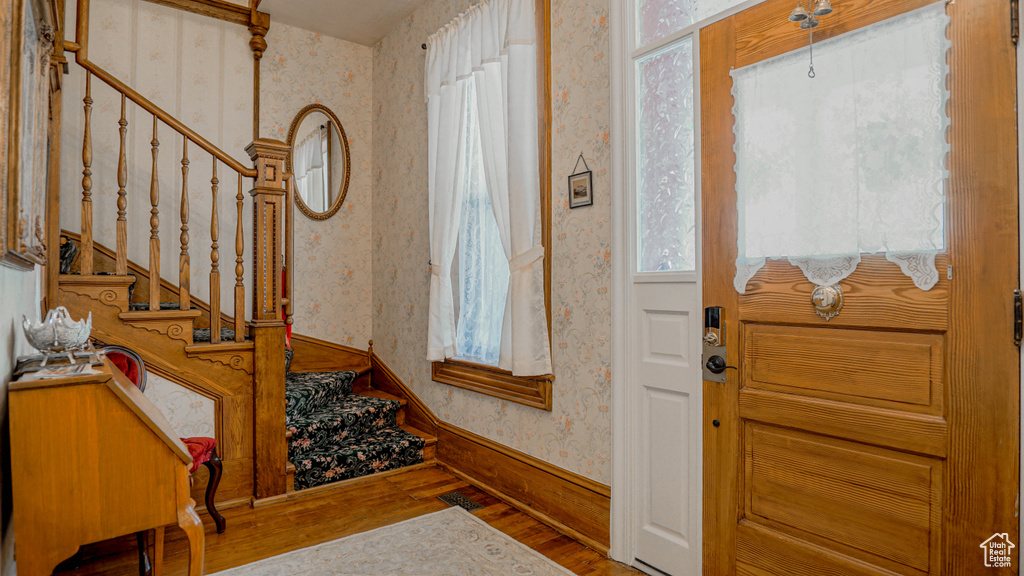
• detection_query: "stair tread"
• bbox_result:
[285,370,358,416]
[290,426,426,490]
[287,394,402,456]
[128,301,198,311]
[357,388,406,406]
[398,423,437,445]
[193,328,247,343]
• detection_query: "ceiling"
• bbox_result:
[259,0,428,47]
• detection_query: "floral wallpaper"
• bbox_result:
[145,373,217,438]
[261,23,373,347]
[372,0,612,484]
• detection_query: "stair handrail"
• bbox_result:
[65,0,268,346]
[67,2,256,179]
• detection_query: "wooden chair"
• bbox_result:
[103,345,226,575]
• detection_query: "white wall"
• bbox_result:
[0,265,43,576]
[261,23,374,348]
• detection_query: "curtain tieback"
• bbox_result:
[509,245,545,273]
[430,262,447,277]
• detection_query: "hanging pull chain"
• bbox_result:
[807,24,816,78]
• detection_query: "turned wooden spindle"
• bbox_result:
[210,160,221,344]
[80,71,94,274]
[115,94,128,275]
[234,173,245,342]
[179,139,191,310]
[149,116,161,310]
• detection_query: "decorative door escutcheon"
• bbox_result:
[811,284,843,321]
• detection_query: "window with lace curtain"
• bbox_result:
[731,3,949,293]
[425,0,554,410]
[454,82,509,366]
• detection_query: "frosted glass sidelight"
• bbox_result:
[731,3,949,293]
[639,0,696,45]
[638,0,749,46]
[637,38,697,273]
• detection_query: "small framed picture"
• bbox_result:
[568,170,593,209]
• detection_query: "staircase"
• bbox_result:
[54,0,435,504]
[60,235,437,499]
[285,367,435,490]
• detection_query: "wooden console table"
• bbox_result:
[10,359,205,575]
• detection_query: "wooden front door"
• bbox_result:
[701,0,1019,573]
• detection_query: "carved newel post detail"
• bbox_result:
[246,138,290,499]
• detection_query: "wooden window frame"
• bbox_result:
[431,0,554,411]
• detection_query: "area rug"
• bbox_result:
[210,507,576,575]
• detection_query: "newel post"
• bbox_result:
[246,138,289,499]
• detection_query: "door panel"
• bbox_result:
[745,425,941,574]
[702,0,1019,573]
[739,257,950,332]
[744,324,943,412]
[634,280,702,574]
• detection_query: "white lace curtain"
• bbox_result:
[455,81,509,364]
[731,2,949,293]
[425,0,552,376]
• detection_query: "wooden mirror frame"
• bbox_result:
[285,103,351,221]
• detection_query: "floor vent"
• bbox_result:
[437,490,483,512]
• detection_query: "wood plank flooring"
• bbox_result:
[54,465,642,576]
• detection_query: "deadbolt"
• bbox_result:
[712,419,720,427]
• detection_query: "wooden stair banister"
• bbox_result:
[80,70,93,274]
[234,174,246,342]
[149,116,161,310]
[246,138,290,499]
[115,94,128,275]
[210,159,221,344]
[60,0,296,501]
[179,139,191,311]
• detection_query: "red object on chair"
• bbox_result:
[107,351,140,386]
[181,437,218,473]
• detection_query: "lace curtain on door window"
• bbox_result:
[731,3,949,293]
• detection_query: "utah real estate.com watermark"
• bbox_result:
[980,533,1015,568]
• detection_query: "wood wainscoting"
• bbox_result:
[369,350,611,553]
[289,333,370,373]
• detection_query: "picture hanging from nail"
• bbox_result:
[568,152,593,209]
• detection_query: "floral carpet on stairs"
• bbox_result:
[285,367,424,489]
[209,507,575,576]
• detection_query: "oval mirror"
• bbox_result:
[286,104,350,220]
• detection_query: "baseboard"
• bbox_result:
[250,461,439,508]
[436,423,611,554]
[368,351,611,553]
[369,350,439,436]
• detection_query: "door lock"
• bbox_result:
[703,306,732,382]
[705,354,736,375]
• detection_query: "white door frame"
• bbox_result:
[609,0,705,564]
[609,0,794,567]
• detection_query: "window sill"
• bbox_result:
[431,358,553,411]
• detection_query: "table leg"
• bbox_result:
[153,526,166,576]
[177,499,205,576]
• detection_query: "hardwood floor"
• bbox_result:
[54,465,642,576]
